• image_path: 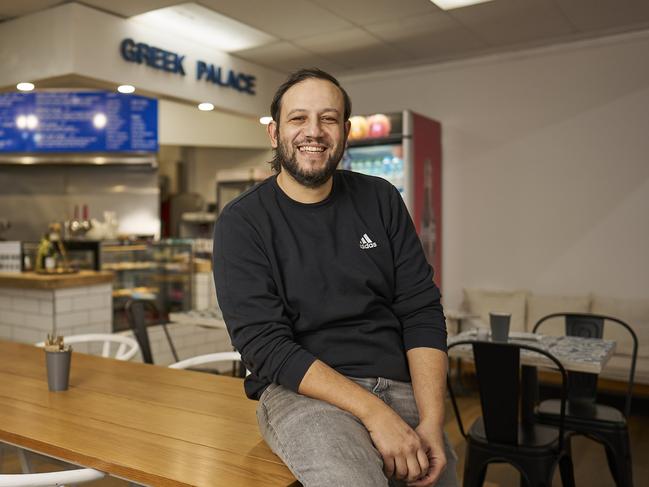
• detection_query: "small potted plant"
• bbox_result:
[44,334,72,391]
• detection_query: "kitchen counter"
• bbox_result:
[0,271,114,290]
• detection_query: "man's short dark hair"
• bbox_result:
[268,68,352,173]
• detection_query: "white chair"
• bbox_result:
[0,468,105,486]
[169,351,247,375]
[35,333,139,361]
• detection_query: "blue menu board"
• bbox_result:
[0,92,158,153]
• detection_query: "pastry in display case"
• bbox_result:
[101,239,193,331]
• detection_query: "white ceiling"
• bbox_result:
[2,0,649,75]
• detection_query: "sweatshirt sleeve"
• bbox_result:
[213,206,317,392]
[388,186,447,353]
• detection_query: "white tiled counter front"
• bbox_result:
[0,272,113,354]
[193,272,217,310]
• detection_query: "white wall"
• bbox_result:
[158,145,272,204]
[186,146,272,204]
[158,99,269,148]
[0,3,75,83]
[341,30,649,307]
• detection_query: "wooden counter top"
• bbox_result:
[0,271,114,290]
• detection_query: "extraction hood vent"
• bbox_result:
[0,153,157,168]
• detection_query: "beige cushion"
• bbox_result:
[601,354,649,385]
[526,294,591,334]
[463,289,528,332]
[591,295,649,359]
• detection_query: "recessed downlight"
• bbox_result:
[259,116,273,125]
[16,82,35,92]
[198,102,215,111]
[117,84,135,94]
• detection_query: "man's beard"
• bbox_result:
[277,138,343,189]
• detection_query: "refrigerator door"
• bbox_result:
[345,144,406,201]
[410,112,442,287]
[344,111,412,213]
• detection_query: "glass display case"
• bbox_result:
[22,238,194,331]
[101,239,193,331]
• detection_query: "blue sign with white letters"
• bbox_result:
[0,92,158,153]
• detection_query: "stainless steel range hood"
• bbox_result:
[0,153,157,167]
[0,161,160,241]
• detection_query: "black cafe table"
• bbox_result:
[447,330,616,424]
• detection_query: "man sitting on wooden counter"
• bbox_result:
[213,68,456,487]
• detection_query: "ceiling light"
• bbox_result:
[118,85,135,94]
[259,116,273,125]
[198,102,214,111]
[16,82,35,92]
[430,0,494,10]
[131,2,276,52]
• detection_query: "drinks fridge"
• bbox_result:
[342,110,442,287]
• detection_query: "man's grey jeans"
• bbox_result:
[257,377,458,487]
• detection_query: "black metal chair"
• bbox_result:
[125,298,179,365]
[448,340,575,487]
[533,313,637,487]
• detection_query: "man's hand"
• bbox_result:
[363,405,430,482]
[405,347,450,486]
[297,360,444,483]
[407,421,447,486]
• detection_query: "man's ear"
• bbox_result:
[343,119,351,145]
[267,121,278,149]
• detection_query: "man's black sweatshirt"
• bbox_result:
[213,170,446,400]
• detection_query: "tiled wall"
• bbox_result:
[193,272,217,310]
[0,283,112,354]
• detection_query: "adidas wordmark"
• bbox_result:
[359,233,377,250]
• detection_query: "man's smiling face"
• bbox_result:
[269,78,350,188]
